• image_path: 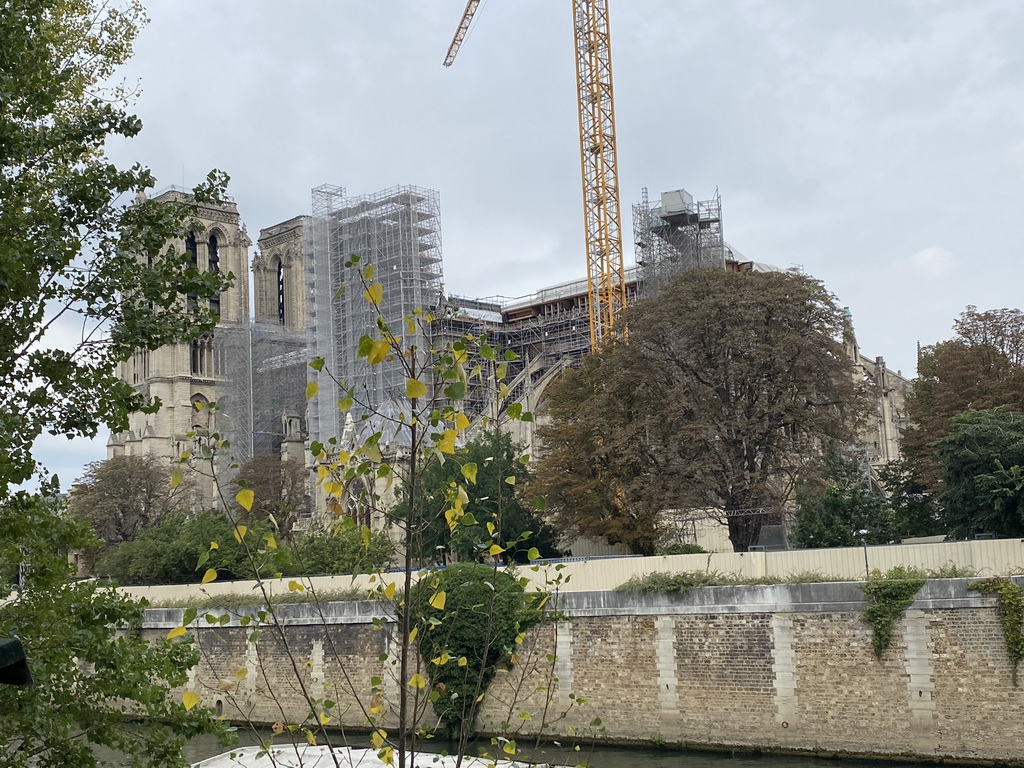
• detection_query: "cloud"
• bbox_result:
[905,246,955,279]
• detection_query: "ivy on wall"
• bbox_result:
[970,577,1024,686]
[861,567,925,658]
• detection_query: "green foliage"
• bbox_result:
[99,511,393,584]
[970,577,1024,686]
[68,454,191,549]
[534,268,868,554]
[408,563,543,736]
[0,0,232,493]
[395,430,560,565]
[0,493,223,766]
[903,306,1024,497]
[877,460,944,540]
[98,511,269,584]
[937,408,1024,538]
[615,569,842,593]
[289,521,393,576]
[792,444,894,548]
[657,543,707,556]
[861,566,926,658]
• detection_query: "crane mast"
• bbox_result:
[572,0,625,349]
[444,0,626,349]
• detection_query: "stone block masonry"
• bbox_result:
[142,578,1024,764]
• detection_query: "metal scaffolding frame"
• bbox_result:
[309,185,444,441]
[251,323,308,457]
[632,187,725,297]
[211,323,254,469]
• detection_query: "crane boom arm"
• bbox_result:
[444,0,482,67]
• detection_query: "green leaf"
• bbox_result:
[461,462,478,484]
[309,357,325,371]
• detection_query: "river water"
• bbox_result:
[110,731,891,768]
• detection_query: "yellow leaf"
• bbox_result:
[319,711,331,725]
[455,412,470,430]
[378,746,394,766]
[265,534,277,549]
[363,264,375,280]
[338,396,354,413]
[408,626,418,644]
[182,691,200,711]
[236,488,255,512]
[305,381,319,401]
[167,626,186,640]
[488,544,505,556]
[406,378,428,399]
[445,507,460,532]
[503,739,517,755]
[438,430,457,454]
[233,524,248,543]
[235,667,249,680]
[499,382,510,399]
[384,582,397,600]
[179,449,192,460]
[461,462,477,484]
[170,469,183,489]
[486,522,495,535]
[288,580,305,592]
[431,652,450,666]
[457,656,468,667]
[371,729,387,749]
[305,729,317,746]
[454,347,468,364]
[405,316,416,335]
[209,541,219,550]
[504,475,516,486]
[408,673,427,689]
[364,282,383,306]
[201,568,218,584]
[429,591,447,611]
[368,338,389,365]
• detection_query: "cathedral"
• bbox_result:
[108,183,911,549]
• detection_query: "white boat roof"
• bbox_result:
[194,745,556,768]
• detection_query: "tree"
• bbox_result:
[232,454,311,538]
[937,408,1024,538]
[903,306,1024,490]
[791,444,894,548]
[98,510,272,585]
[395,429,561,564]
[288,520,393,575]
[0,0,231,494]
[0,1,234,763]
[68,454,193,549]
[534,268,868,553]
[0,494,221,766]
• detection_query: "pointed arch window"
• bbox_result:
[208,233,221,318]
[185,232,198,311]
[277,257,286,325]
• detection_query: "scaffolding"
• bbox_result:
[309,185,445,441]
[251,323,309,457]
[632,187,725,297]
[211,322,254,469]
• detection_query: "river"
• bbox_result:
[99,731,896,768]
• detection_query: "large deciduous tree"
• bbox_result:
[231,454,311,538]
[1,0,231,493]
[68,454,193,548]
[903,306,1024,491]
[1,1,232,764]
[533,268,868,553]
[937,408,1024,538]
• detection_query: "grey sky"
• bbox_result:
[38,0,1024,489]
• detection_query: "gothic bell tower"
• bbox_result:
[108,188,253,507]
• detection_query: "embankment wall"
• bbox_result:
[143,578,1024,764]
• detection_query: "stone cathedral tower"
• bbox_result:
[107,189,253,507]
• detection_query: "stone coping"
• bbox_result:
[142,576,1022,629]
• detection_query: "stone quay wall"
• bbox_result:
[142,578,1024,764]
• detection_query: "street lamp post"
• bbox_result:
[858,529,870,581]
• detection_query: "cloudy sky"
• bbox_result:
[40,0,1024,488]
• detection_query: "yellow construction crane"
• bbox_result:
[444,0,627,350]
